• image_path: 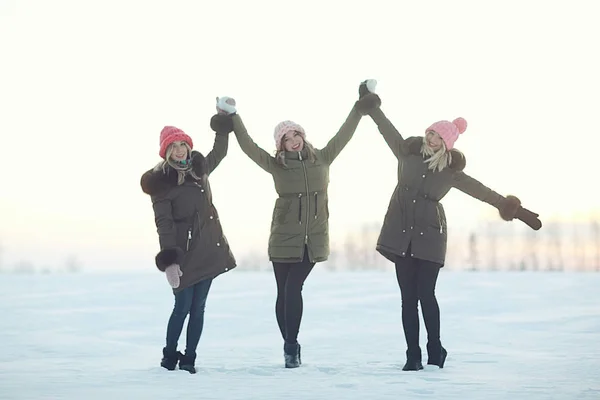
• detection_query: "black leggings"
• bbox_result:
[395,248,442,360]
[272,249,315,344]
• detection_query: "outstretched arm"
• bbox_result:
[452,171,503,206]
[232,114,275,173]
[319,106,363,165]
[369,107,408,159]
[452,171,542,230]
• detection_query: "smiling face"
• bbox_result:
[169,141,189,162]
[282,130,305,152]
[425,130,444,152]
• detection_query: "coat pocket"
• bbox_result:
[272,198,292,226]
[175,221,192,253]
[435,204,446,233]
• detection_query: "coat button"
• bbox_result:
[420,232,424,235]
[224,267,228,271]
[201,189,205,193]
[413,199,416,203]
[402,229,406,233]
[422,174,426,178]
[411,253,414,257]
[410,226,413,230]
[217,242,220,246]
[401,252,405,255]
[210,216,214,219]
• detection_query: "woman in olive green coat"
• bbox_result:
[212,83,380,368]
[364,89,542,372]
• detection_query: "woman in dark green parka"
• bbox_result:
[212,83,380,368]
[364,88,542,372]
[140,115,236,374]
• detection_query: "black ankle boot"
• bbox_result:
[179,352,197,374]
[160,347,180,371]
[283,342,300,368]
[402,358,424,371]
[402,349,423,371]
[427,347,448,368]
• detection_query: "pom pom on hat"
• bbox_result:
[453,117,467,135]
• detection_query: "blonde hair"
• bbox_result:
[274,138,317,167]
[421,132,452,172]
[153,142,201,185]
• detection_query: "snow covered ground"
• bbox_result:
[1,269,599,400]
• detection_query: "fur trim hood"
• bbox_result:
[140,151,206,196]
[404,136,466,171]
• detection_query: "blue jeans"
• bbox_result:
[165,278,213,357]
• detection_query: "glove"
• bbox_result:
[216,96,237,115]
[210,114,234,134]
[498,195,521,221]
[359,79,377,98]
[355,92,381,115]
[165,264,183,288]
[497,195,542,231]
[516,207,542,231]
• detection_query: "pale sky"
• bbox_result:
[1,0,598,271]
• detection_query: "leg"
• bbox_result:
[416,260,446,367]
[185,278,214,358]
[178,278,213,374]
[395,254,420,358]
[272,263,292,340]
[282,255,315,344]
[395,251,423,371]
[165,287,194,352]
[162,287,193,370]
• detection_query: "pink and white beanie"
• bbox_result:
[426,117,467,150]
[273,120,306,151]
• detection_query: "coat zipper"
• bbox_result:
[297,193,303,224]
[314,192,318,219]
[187,211,199,251]
[436,204,443,233]
[186,227,192,250]
[299,152,310,245]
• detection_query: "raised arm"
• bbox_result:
[452,171,542,230]
[232,114,276,173]
[204,131,229,175]
[214,96,276,174]
[369,107,408,159]
[318,106,362,165]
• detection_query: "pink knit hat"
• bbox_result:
[273,120,306,151]
[159,126,193,159]
[426,117,467,150]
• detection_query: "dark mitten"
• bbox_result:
[210,114,234,135]
[355,93,382,115]
[516,207,542,231]
[358,79,377,98]
[498,195,521,221]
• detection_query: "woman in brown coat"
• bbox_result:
[140,114,236,374]
[363,87,542,371]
